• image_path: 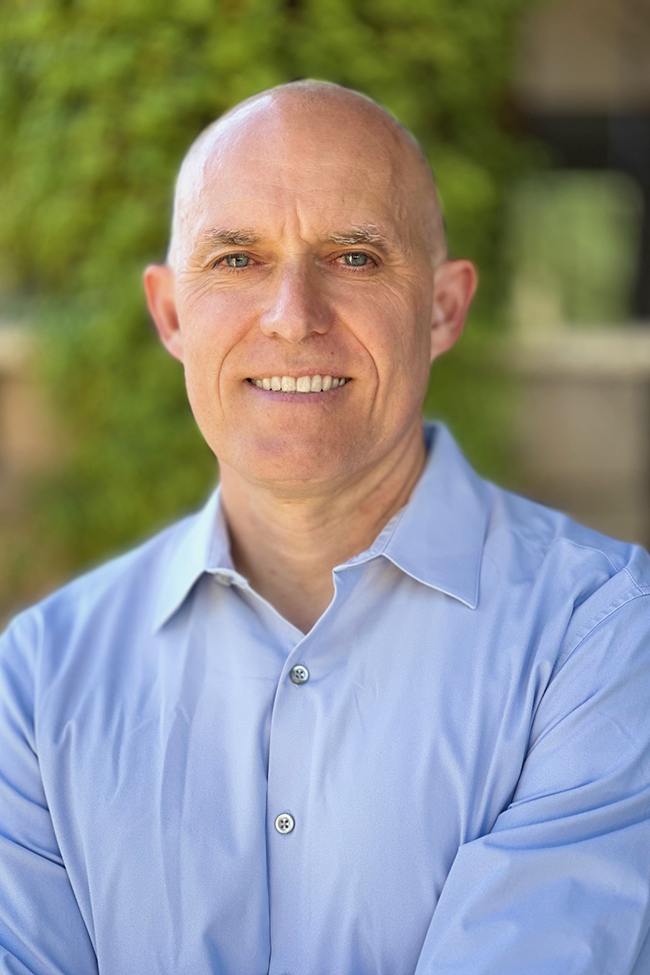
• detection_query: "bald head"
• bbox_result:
[166,80,447,270]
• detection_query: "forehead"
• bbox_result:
[184,102,413,246]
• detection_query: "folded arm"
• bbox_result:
[416,591,650,975]
[0,614,98,975]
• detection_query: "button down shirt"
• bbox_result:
[2,422,650,975]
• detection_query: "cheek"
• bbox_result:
[174,295,244,429]
[177,288,257,373]
[345,290,431,385]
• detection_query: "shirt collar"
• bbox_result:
[369,422,491,608]
[152,488,234,632]
[153,421,491,631]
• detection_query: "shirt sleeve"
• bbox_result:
[0,614,98,975]
[415,590,650,975]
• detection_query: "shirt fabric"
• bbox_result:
[2,421,650,975]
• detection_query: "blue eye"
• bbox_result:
[224,253,250,268]
[343,252,369,267]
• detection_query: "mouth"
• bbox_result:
[246,374,350,393]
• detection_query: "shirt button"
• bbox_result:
[289,665,309,685]
[275,813,295,834]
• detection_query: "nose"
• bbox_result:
[258,260,334,342]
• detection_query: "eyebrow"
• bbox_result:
[195,228,262,250]
[325,225,397,250]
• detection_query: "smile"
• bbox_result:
[246,375,350,393]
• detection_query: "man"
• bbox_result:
[1,80,649,975]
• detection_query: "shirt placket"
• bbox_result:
[259,568,358,975]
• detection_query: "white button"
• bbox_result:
[289,665,309,685]
[213,573,232,586]
[275,813,295,834]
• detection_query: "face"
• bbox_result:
[145,95,475,494]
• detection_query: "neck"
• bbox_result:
[218,422,427,633]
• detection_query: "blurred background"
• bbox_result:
[1,0,649,622]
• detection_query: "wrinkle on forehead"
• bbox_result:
[167,81,446,269]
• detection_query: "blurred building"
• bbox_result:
[516,0,650,317]
[509,0,650,545]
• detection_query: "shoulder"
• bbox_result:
[483,480,650,657]
[486,479,645,564]
[0,505,203,664]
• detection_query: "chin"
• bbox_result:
[221,430,359,490]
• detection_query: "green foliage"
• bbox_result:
[0,0,535,591]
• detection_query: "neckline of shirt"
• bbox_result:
[152,421,491,632]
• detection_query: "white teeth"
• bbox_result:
[251,374,348,392]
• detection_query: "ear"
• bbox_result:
[430,259,478,364]
[143,264,184,363]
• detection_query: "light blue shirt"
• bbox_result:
[2,422,650,975]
